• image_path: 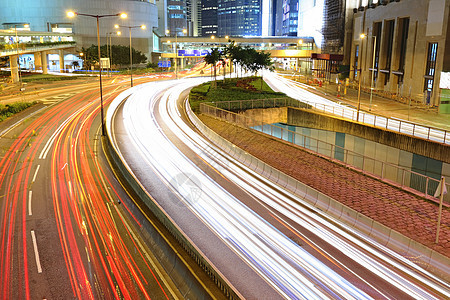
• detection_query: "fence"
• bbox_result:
[200,101,449,203]
[207,97,449,144]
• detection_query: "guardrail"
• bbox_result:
[200,101,449,203]
[207,97,450,145]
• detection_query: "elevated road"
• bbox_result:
[108,78,450,299]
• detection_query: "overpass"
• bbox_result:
[158,36,318,71]
[1,29,75,83]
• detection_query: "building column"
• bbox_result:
[180,57,184,69]
[59,50,65,73]
[34,52,42,72]
[10,55,20,83]
[41,51,48,74]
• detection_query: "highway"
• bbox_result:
[109,77,450,299]
[264,72,450,145]
[0,76,180,299]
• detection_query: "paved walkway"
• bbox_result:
[199,114,450,258]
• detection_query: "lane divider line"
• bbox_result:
[30,230,42,273]
[32,165,40,183]
[28,191,33,216]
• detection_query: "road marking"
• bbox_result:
[28,191,32,216]
[30,230,43,273]
[32,165,40,183]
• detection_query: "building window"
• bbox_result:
[424,42,438,93]
[383,20,395,85]
[372,22,382,83]
[397,17,409,82]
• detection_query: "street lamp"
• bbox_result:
[166,28,187,79]
[114,24,146,87]
[106,31,119,76]
[14,25,23,90]
[357,33,366,122]
[67,10,127,136]
[368,35,377,111]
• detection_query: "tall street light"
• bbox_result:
[115,24,146,87]
[106,31,119,76]
[67,11,127,136]
[357,33,366,122]
[369,35,377,111]
[166,29,187,79]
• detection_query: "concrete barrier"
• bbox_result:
[188,107,450,281]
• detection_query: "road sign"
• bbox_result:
[100,58,110,69]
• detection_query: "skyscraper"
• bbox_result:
[167,0,188,34]
[201,0,218,36]
[217,0,262,37]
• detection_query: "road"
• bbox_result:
[0,76,180,299]
[109,77,450,299]
[264,72,450,144]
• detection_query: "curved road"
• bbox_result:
[109,77,450,299]
[0,77,179,299]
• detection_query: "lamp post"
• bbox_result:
[166,29,187,79]
[106,32,118,76]
[115,24,146,87]
[369,35,377,111]
[357,33,366,122]
[67,11,127,136]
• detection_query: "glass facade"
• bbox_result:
[217,0,262,37]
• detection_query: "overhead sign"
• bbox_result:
[158,60,171,68]
[177,49,210,57]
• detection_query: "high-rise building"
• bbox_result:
[281,0,298,36]
[167,0,188,34]
[187,0,202,36]
[217,0,262,37]
[201,0,218,36]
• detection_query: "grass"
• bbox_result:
[0,102,37,122]
[189,77,289,113]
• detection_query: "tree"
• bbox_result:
[81,44,147,69]
[204,48,222,86]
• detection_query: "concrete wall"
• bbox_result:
[287,107,450,164]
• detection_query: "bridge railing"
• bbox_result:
[200,101,449,204]
[207,97,450,145]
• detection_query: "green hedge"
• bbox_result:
[189,77,286,113]
[0,101,36,122]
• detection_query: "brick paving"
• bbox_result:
[199,114,450,258]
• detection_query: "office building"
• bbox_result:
[350,0,450,110]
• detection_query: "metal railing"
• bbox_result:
[200,102,449,203]
[208,97,450,144]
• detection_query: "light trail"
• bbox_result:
[110,78,450,299]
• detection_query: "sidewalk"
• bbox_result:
[287,75,450,132]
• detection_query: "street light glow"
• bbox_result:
[141,25,146,30]
[182,29,187,34]
[114,24,119,29]
[360,33,366,39]
[67,11,76,18]
[120,13,127,19]
[117,31,121,35]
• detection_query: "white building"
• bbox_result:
[0,0,159,59]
